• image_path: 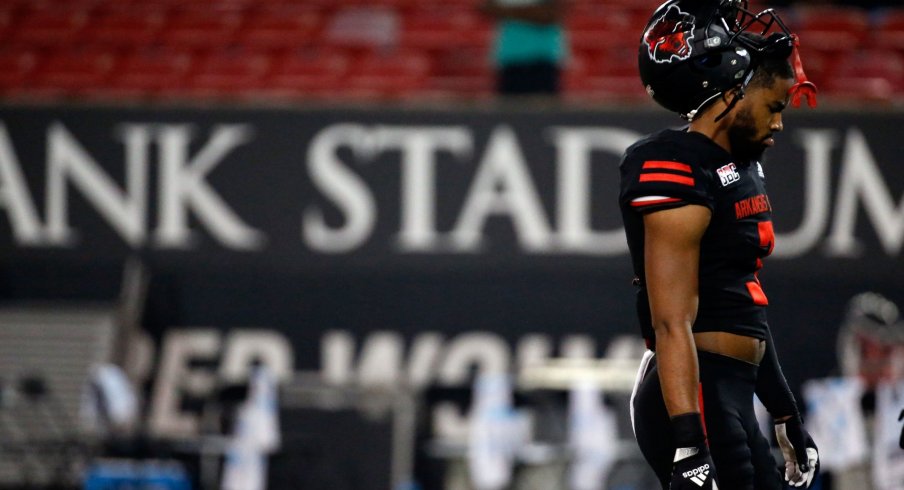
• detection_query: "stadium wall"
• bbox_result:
[0,103,902,444]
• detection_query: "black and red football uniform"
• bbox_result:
[619,128,776,348]
[622,128,788,488]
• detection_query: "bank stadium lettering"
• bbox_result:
[0,122,901,258]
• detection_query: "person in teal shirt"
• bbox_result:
[480,0,567,95]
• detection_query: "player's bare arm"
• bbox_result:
[643,204,711,417]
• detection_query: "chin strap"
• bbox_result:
[712,67,755,123]
[789,34,818,108]
[714,88,745,123]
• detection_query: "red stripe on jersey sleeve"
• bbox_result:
[746,281,769,306]
[643,160,692,173]
[639,173,695,186]
[630,197,683,208]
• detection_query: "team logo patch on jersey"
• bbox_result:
[716,163,741,187]
[644,5,696,64]
[756,162,765,179]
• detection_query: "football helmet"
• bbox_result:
[638,0,800,120]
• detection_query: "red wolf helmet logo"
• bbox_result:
[644,5,696,64]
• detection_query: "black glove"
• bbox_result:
[669,413,718,489]
[775,415,819,488]
[670,444,718,489]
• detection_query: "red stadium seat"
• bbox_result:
[9,8,89,47]
[821,78,898,103]
[18,0,102,12]
[874,9,904,53]
[566,10,634,54]
[30,48,118,97]
[306,0,412,9]
[565,74,648,103]
[186,49,272,97]
[103,0,252,12]
[823,49,904,101]
[575,48,638,80]
[260,48,351,98]
[84,8,165,48]
[580,0,649,21]
[427,47,493,98]
[321,6,400,52]
[790,6,869,55]
[833,50,904,81]
[790,5,870,31]
[564,50,646,103]
[159,9,242,48]
[0,8,15,43]
[236,8,322,51]
[0,49,39,95]
[344,50,432,99]
[106,48,193,98]
[400,10,491,51]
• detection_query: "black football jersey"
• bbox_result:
[619,128,774,348]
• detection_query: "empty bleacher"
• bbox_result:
[0,0,902,104]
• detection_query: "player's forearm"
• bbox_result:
[654,321,701,417]
[755,327,798,419]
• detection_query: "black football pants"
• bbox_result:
[632,350,783,490]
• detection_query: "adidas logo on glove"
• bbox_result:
[682,464,711,487]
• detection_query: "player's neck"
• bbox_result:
[687,112,732,155]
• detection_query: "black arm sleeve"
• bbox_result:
[755,327,799,419]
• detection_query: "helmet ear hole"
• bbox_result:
[697,54,723,69]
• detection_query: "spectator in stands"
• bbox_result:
[479,0,568,96]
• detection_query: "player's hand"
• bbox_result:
[670,445,718,489]
[775,416,819,488]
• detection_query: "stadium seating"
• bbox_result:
[106,48,193,99]
[29,48,117,98]
[874,8,904,53]
[237,7,323,51]
[8,8,89,47]
[0,0,900,103]
[427,47,493,98]
[187,48,273,98]
[261,48,351,99]
[83,7,165,48]
[344,49,432,99]
[159,9,243,48]
[789,5,870,55]
[0,49,38,96]
[399,9,491,51]
[822,49,904,101]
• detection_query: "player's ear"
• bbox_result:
[723,85,743,104]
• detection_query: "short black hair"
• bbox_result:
[749,55,794,89]
[739,32,795,89]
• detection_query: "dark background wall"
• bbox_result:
[1,104,901,402]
